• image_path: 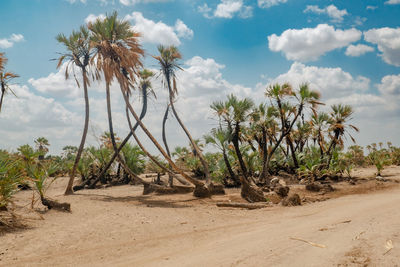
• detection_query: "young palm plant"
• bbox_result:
[56,25,92,195]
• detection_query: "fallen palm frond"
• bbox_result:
[290,237,326,248]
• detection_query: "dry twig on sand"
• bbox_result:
[289,237,327,248]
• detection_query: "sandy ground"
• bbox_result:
[1,166,400,266]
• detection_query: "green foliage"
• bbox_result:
[122,143,146,174]
[0,151,22,208]
[366,143,391,176]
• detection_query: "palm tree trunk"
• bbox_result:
[232,123,248,179]
[0,86,5,113]
[120,86,208,192]
[222,147,239,186]
[167,85,211,186]
[105,82,148,186]
[286,135,299,168]
[162,104,173,187]
[85,85,147,189]
[125,105,190,186]
[64,67,89,195]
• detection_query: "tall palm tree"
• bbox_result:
[0,53,19,113]
[153,45,212,185]
[88,12,144,184]
[56,25,92,195]
[227,94,254,180]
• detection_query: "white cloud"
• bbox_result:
[199,0,253,19]
[174,19,194,39]
[66,0,87,3]
[364,27,400,66]
[345,44,374,57]
[385,0,400,4]
[268,24,361,61]
[124,12,193,46]
[84,13,106,24]
[366,5,378,10]
[258,0,287,8]
[119,0,170,5]
[378,74,400,96]
[0,33,25,49]
[304,4,348,23]
[269,62,370,99]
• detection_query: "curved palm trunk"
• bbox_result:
[161,104,173,186]
[232,123,248,179]
[125,105,189,186]
[86,85,148,189]
[64,67,89,195]
[222,147,239,186]
[286,135,299,169]
[0,81,5,112]
[120,86,209,193]
[167,83,211,185]
[105,82,148,186]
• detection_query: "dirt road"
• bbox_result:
[1,170,399,266]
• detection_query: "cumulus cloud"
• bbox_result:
[119,0,170,5]
[0,33,25,49]
[304,4,348,23]
[199,0,253,19]
[84,13,106,24]
[174,19,194,39]
[124,12,193,46]
[66,0,87,3]
[366,5,378,10]
[258,0,287,8]
[364,27,400,66]
[269,62,370,99]
[385,0,400,4]
[378,74,400,96]
[345,44,374,57]
[268,24,361,61]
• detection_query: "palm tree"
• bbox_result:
[227,94,254,180]
[88,12,144,184]
[34,137,50,160]
[0,53,19,113]
[310,111,331,157]
[204,127,239,186]
[56,25,92,195]
[153,45,212,185]
[327,104,359,166]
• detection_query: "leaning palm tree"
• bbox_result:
[153,45,212,185]
[88,12,145,184]
[0,53,19,113]
[84,69,155,189]
[56,25,92,195]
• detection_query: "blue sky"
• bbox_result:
[1,0,400,154]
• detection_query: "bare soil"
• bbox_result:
[1,165,400,266]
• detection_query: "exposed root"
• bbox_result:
[241,179,266,203]
[41,198,71,212]
[216,202,271,209]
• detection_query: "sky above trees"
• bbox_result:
[0,0,399,154]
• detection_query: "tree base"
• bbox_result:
[241,181,266,203]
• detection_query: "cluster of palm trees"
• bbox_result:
[56,12,215,196]
[204,83,358,201]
